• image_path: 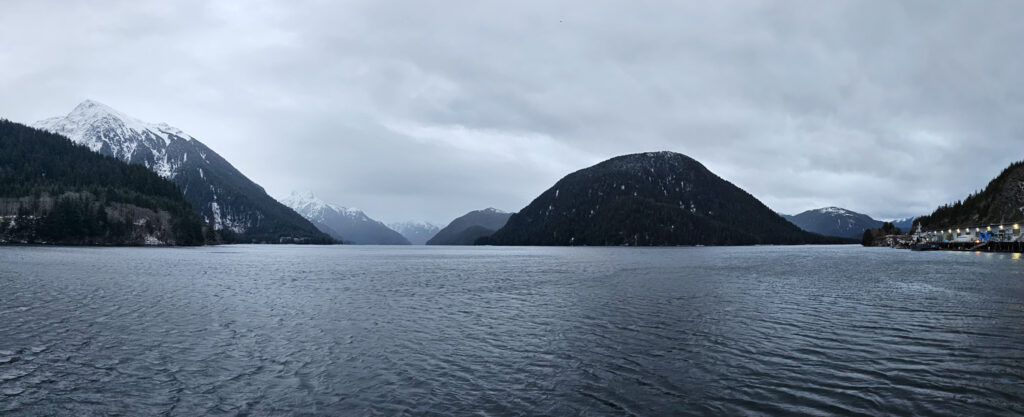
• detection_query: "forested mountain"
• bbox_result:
[483,152,850,246]
[0,119,204,245]
[34,100,332,243]
[914,160,1024,231]
[781,207,883,239]
[389,221,441,245]
[427,208,512,245]
[282,191,410,245]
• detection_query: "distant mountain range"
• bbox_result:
[427,208,512,245]
[389,221,441,245]
[33,100,331,243]
[0,120,204,245]
[782,207,884,239]
[484,152,849,246]
[282,191,409,245]
[781,208,918,238]
[915,160,1024,231]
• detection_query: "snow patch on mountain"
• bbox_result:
[816,207,854,216]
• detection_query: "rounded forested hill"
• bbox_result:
[483,151,847,246]
[0,119,203,245]
[427,208,512,245]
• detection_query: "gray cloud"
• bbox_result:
[3,0,1024,224]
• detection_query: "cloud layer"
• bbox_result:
[3,1,1023,224]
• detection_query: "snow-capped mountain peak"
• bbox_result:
[33,99,196,178]
[281,191,410,244]
[815,207,853,216]
[30,100,333,241]
[281,190,364,219]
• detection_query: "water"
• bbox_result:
[1,245,1023,416]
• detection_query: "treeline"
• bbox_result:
[915,160,1024,231]
[861,222,902,246]
[0,120,204,245]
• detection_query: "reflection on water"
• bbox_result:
[1,245,1023,416]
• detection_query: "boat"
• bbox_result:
[910,243,940,251]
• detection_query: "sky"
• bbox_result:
[3,1,1024,225]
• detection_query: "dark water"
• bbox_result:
[1,245,1023,416]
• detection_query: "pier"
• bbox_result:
[912,223,1024,253]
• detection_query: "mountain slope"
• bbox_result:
[0,119,204,245]
[282,191,410,245]
[389,221,441,245]
[782,207,883,239]
[427,208,512,245]
[890,216,917,233]
[34,100,331,243]
[484,152,849,246]
[914,160,1024,231]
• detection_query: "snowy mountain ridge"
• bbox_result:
[282,191,371,223]
[815,207,855,216]
[34,100,197,178]
[282,191,410,245]
[31,100,332,242]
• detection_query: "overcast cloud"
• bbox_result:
[3,0,1024,224]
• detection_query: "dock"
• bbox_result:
[912,223,1024,253]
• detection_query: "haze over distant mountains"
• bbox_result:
[484,152,848,246]
[33,100,331,243]
[427,208,512,245]
[283,191,410,245]
[389,221,441,245]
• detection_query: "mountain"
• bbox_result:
[427,208,513,245]
[34,100,331,243]
[914,160,1024,231]
[389,221,441,245]
[482,151,850,246]
[0,119,204,245]
[282,191,410,245]
[890,216,917,233]
[781,207,883,239]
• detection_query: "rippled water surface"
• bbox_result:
[1,245,1023,416]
